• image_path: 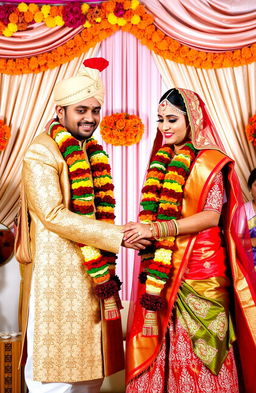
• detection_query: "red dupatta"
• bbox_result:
[126,89,256,392]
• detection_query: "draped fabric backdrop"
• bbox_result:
[98,31,162,300]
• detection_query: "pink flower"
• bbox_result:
[114,2,125,17]
[62,2,85,28]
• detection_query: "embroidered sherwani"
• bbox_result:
[20,131,123,383]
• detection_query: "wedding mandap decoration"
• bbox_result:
[0,0,255,75]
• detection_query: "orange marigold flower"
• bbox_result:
[157,39,168,51]
[152,30,164,42]
[29,56,38,70]
[187,49,198,59]
[245,114,256,146]
[0,21,5,32]
[135,5,146,16]
[124,10,133,20]
[24,11,34,23]
[123,1,131,10]
[0,120,11,152]
[17,22,28,31]
[9,13,18,24]
[116,119,126,129]
[180,46,190,57]
[50,6,59,17]
[28,3,39,14]
[242,47,252,59]
[233,49,241,59]
[103,1,115,13]
[145,24,155,37]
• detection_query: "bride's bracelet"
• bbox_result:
[149,220,179,239]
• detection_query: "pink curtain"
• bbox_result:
[0,24,83,58]
[142,0,256,51]
[97,30,162,300]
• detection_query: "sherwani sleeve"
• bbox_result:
[23,140,123,254]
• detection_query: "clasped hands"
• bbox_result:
[122,222,152,251]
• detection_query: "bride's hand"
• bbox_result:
[123,222,152,243]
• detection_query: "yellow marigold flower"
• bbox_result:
[91,154,108,163]
[95,17,102,23]
[94,177,111,187]
[117,17,127,26]
[41,5,50,18]
[83,21,91,28]
[97,206,113,213]
[163,182,182,192]
[108,13,118,25]
[3,28,12,37]
[154,248,172,264]
[71,180,91,189]
[18,2,28,12]
[45,16,56,28]
[81,3,90,14]
[131,0,140,10]
[145,178,160,186]
[70,161,89,172]
[34,11,44,23]
[131,15,141,24]
[8,23,18,33]
[55,16,64,26]
[81,246,101,262]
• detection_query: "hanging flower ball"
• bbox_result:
[245,114,256,146]
[100,113,144,146]
[0,119,11,151]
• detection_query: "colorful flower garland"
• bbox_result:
[100,112,144,146]
[0,0,255,75]
[0,119,11,151]
[139,142,197,336]
[245,114,256,147]
[49,121,122,320]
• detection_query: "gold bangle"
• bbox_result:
[172,219,179,236]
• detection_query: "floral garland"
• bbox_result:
[0,1,255,75]
[245,114,256,146]
[100,112,144,146]
[0,119,11,151]
[48,121,122,320]
[138,142,197,336]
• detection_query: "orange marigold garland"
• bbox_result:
[0,119,11,151]
[139,142,197,336]
[100,112,144,146]
[0,1,256,74]
[48,121,122,320]
[245,114,256,146]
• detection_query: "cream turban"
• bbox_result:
[53,58,109,107]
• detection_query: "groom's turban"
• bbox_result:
[53,58,109,107]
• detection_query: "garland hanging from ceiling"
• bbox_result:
[0,0,255,75]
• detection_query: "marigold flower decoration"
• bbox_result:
[0,119,11,151]
[245,114,256,146]
[100,112,144,146]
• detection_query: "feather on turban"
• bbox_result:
[53,58,109,107]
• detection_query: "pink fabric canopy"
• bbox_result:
[142,0,256,51]
[0,0,255,58]
[0,24,83,58]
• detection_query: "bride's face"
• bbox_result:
[157,102,190,149]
